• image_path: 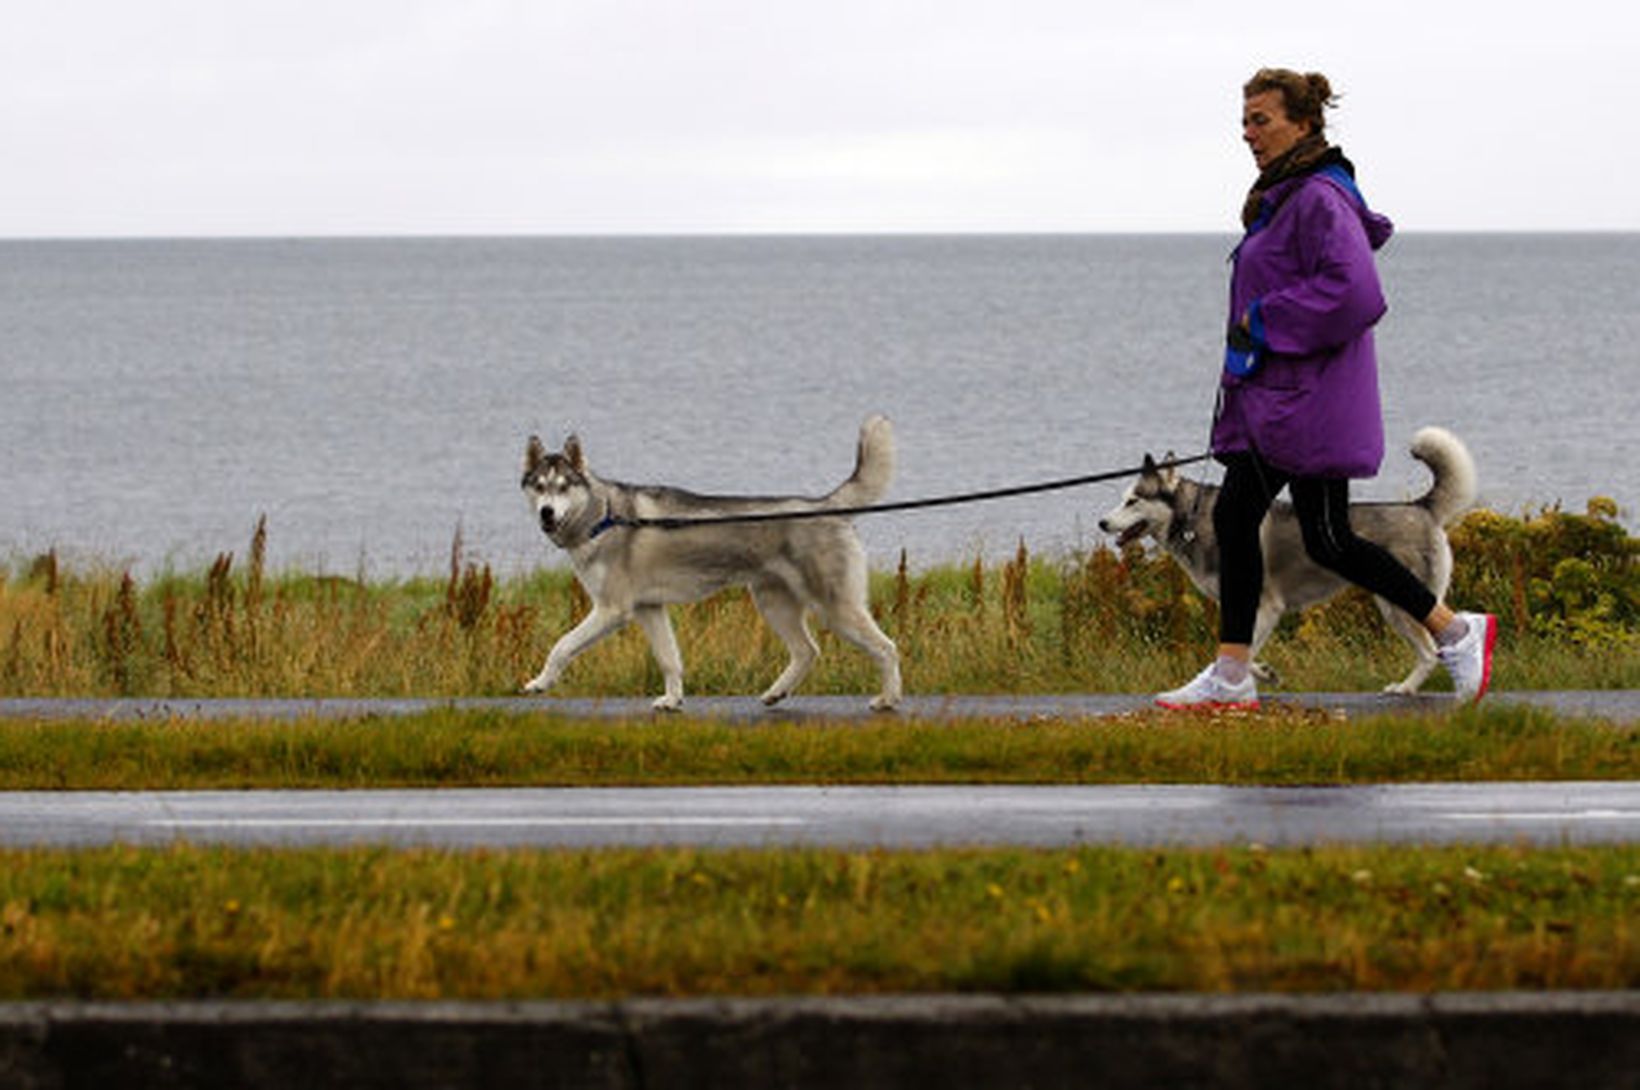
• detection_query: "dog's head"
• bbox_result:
[521,434,592,543]
[1097,453,1181,548]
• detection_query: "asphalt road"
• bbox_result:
[6,782,1640,850]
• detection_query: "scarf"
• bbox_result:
[1239,134,1345,230]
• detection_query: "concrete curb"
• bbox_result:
[4,993,1640,1089]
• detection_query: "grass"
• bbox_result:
[4,701,1637,1001]
[2,843,1638,999]
[0,703,1635,791]
[3,502,1637,700]
[1,507,1635,1001]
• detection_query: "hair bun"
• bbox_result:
[1305,72,1336,108]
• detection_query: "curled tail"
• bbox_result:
[827,414,896,509]
[1411,426,1478,525]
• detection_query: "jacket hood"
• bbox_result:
[1317,160,1394,251]
[1258,148,1394,251]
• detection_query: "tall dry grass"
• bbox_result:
[2,500,1635,699]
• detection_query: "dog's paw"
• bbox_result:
[1250,661,1282,688]
[651,694,684,713]
[868,694,900,713]
[759,688,789,707]
[521,675,553,695]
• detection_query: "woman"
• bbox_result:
[1157,68,1496,710]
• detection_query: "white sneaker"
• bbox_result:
[1155,662,1259,711]
[1438,612,1498,703]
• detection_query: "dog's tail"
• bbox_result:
[826,414,896,510]
[1411,426,1478,526]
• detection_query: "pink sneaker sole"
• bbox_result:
[1473,613,1498,702]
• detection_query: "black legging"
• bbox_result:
[1213,451,1437,645]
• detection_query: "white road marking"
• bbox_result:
[1443,810,1640,822]
[148,817,807,828]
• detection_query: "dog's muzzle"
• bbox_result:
[1100,517,1148,548]
[539,508,557,535]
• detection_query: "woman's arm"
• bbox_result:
[1248,182,1387,358]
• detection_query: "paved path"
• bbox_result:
[7,782,1640,850]
[3,689,1639,722]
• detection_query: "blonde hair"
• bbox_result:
[1244,68,1337,133]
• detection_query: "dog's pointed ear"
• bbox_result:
[564,434,584,473]
[1141,453,1158,475]
[524,435,546,473]
[1159,450,1181,490]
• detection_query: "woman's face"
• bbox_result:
[1242,89,1312,170]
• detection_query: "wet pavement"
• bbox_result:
[5,781,1640,849]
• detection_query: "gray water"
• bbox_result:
[2,234,1635,578]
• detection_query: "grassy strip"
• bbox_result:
[2,843,1638,999]
[3,704,1639,790]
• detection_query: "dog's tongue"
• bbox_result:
[1116,522,1147,548]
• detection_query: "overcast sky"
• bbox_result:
[5,0,1636,237]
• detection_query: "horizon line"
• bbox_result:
[4,227,1638,245]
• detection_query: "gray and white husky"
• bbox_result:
[520,415,902,711]
[1096,427,1477,693]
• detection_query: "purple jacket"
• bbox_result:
[1211,166,1395,478]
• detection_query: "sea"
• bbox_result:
[2,233,1636,579]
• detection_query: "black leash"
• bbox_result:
[589,452,1214,537]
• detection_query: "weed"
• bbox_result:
[1,503,1637,699]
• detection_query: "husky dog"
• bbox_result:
[1097,427,1477,693]
[520,415,902,712]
